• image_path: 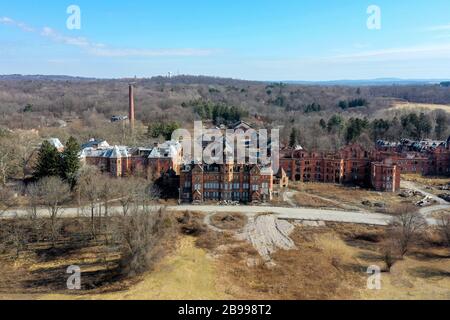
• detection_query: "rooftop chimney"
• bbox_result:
[129,83,135,131]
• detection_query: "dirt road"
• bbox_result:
[401,180,450,217]
[0,204,401,226]
[3,202,442,226]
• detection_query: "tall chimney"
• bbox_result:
[129,83,135,131]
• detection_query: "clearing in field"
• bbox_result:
[389,102,450,113]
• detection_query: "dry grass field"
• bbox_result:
[290,182,420,212]
[403,174,450,188]
[0,212,449,300]
[389,102,450,113]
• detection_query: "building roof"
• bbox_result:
[149,141,181,159]
[231,120,253,131]
[47,138,64,150]
[81,138,110,150]
[79,145,129,159]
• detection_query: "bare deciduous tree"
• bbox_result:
[98,175,119,217]
[116,177,147,216]
[15,132,40,180]
[388,205,427,257]
[26,182,41,219]
[0,138,16,185]
[77,165,102,238]
[36,176,71,245]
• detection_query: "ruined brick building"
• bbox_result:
[280,136,450,193]
[77,129,450,201]
[73,82,450,200]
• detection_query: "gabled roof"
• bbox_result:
[231,120,252,131]
[79,145,129,159]
[81,139,110,150]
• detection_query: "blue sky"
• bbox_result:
[1,0,450,80]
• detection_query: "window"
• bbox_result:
[252,185,259,191]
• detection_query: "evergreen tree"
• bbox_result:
[345,118,369,143]
[34,140,60,179]
[435,112,448,139]
[417,113,432,139]
[60,137,81,189]
[327,114,344,133]
[319,119,327,130]
[371,119,391,141]
[289,128,298,147]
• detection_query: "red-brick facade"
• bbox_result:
[179,163,273,203]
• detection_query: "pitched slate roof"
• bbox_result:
[79,145,129,159]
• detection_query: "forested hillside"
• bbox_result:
[0,75,449,151]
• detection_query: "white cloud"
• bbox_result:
[0,16,34,32]
[89,47,218,57]
[425,23,450,31]
[330,43,450,62]
[40,27,103,48]
[0,16,216,58]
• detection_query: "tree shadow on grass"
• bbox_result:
[408,266,450,279]
[409,250,450,261]
[33,242,88,263]
[21,261,124,293]
[357,251,382,262]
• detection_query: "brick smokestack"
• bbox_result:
[129,83,135,131]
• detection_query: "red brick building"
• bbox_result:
[79,140,182,179]
[179,163,273,203]
[280,144,375,185]
[280,137,450,193]
[78,130,449,199]
[280,144,400,192]
[371,160,401,192]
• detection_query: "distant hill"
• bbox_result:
[0,74,262,85]
[284,78,450,86]
[0,74,99,82]
[3,74,450,87]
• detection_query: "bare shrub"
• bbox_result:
[0,186,17,216]
[380,240,398,272]
[5,218,33,258]
[113,207,172,276]
[176,211,207,236]
[210,212,248,230]
[437,213,450,247]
